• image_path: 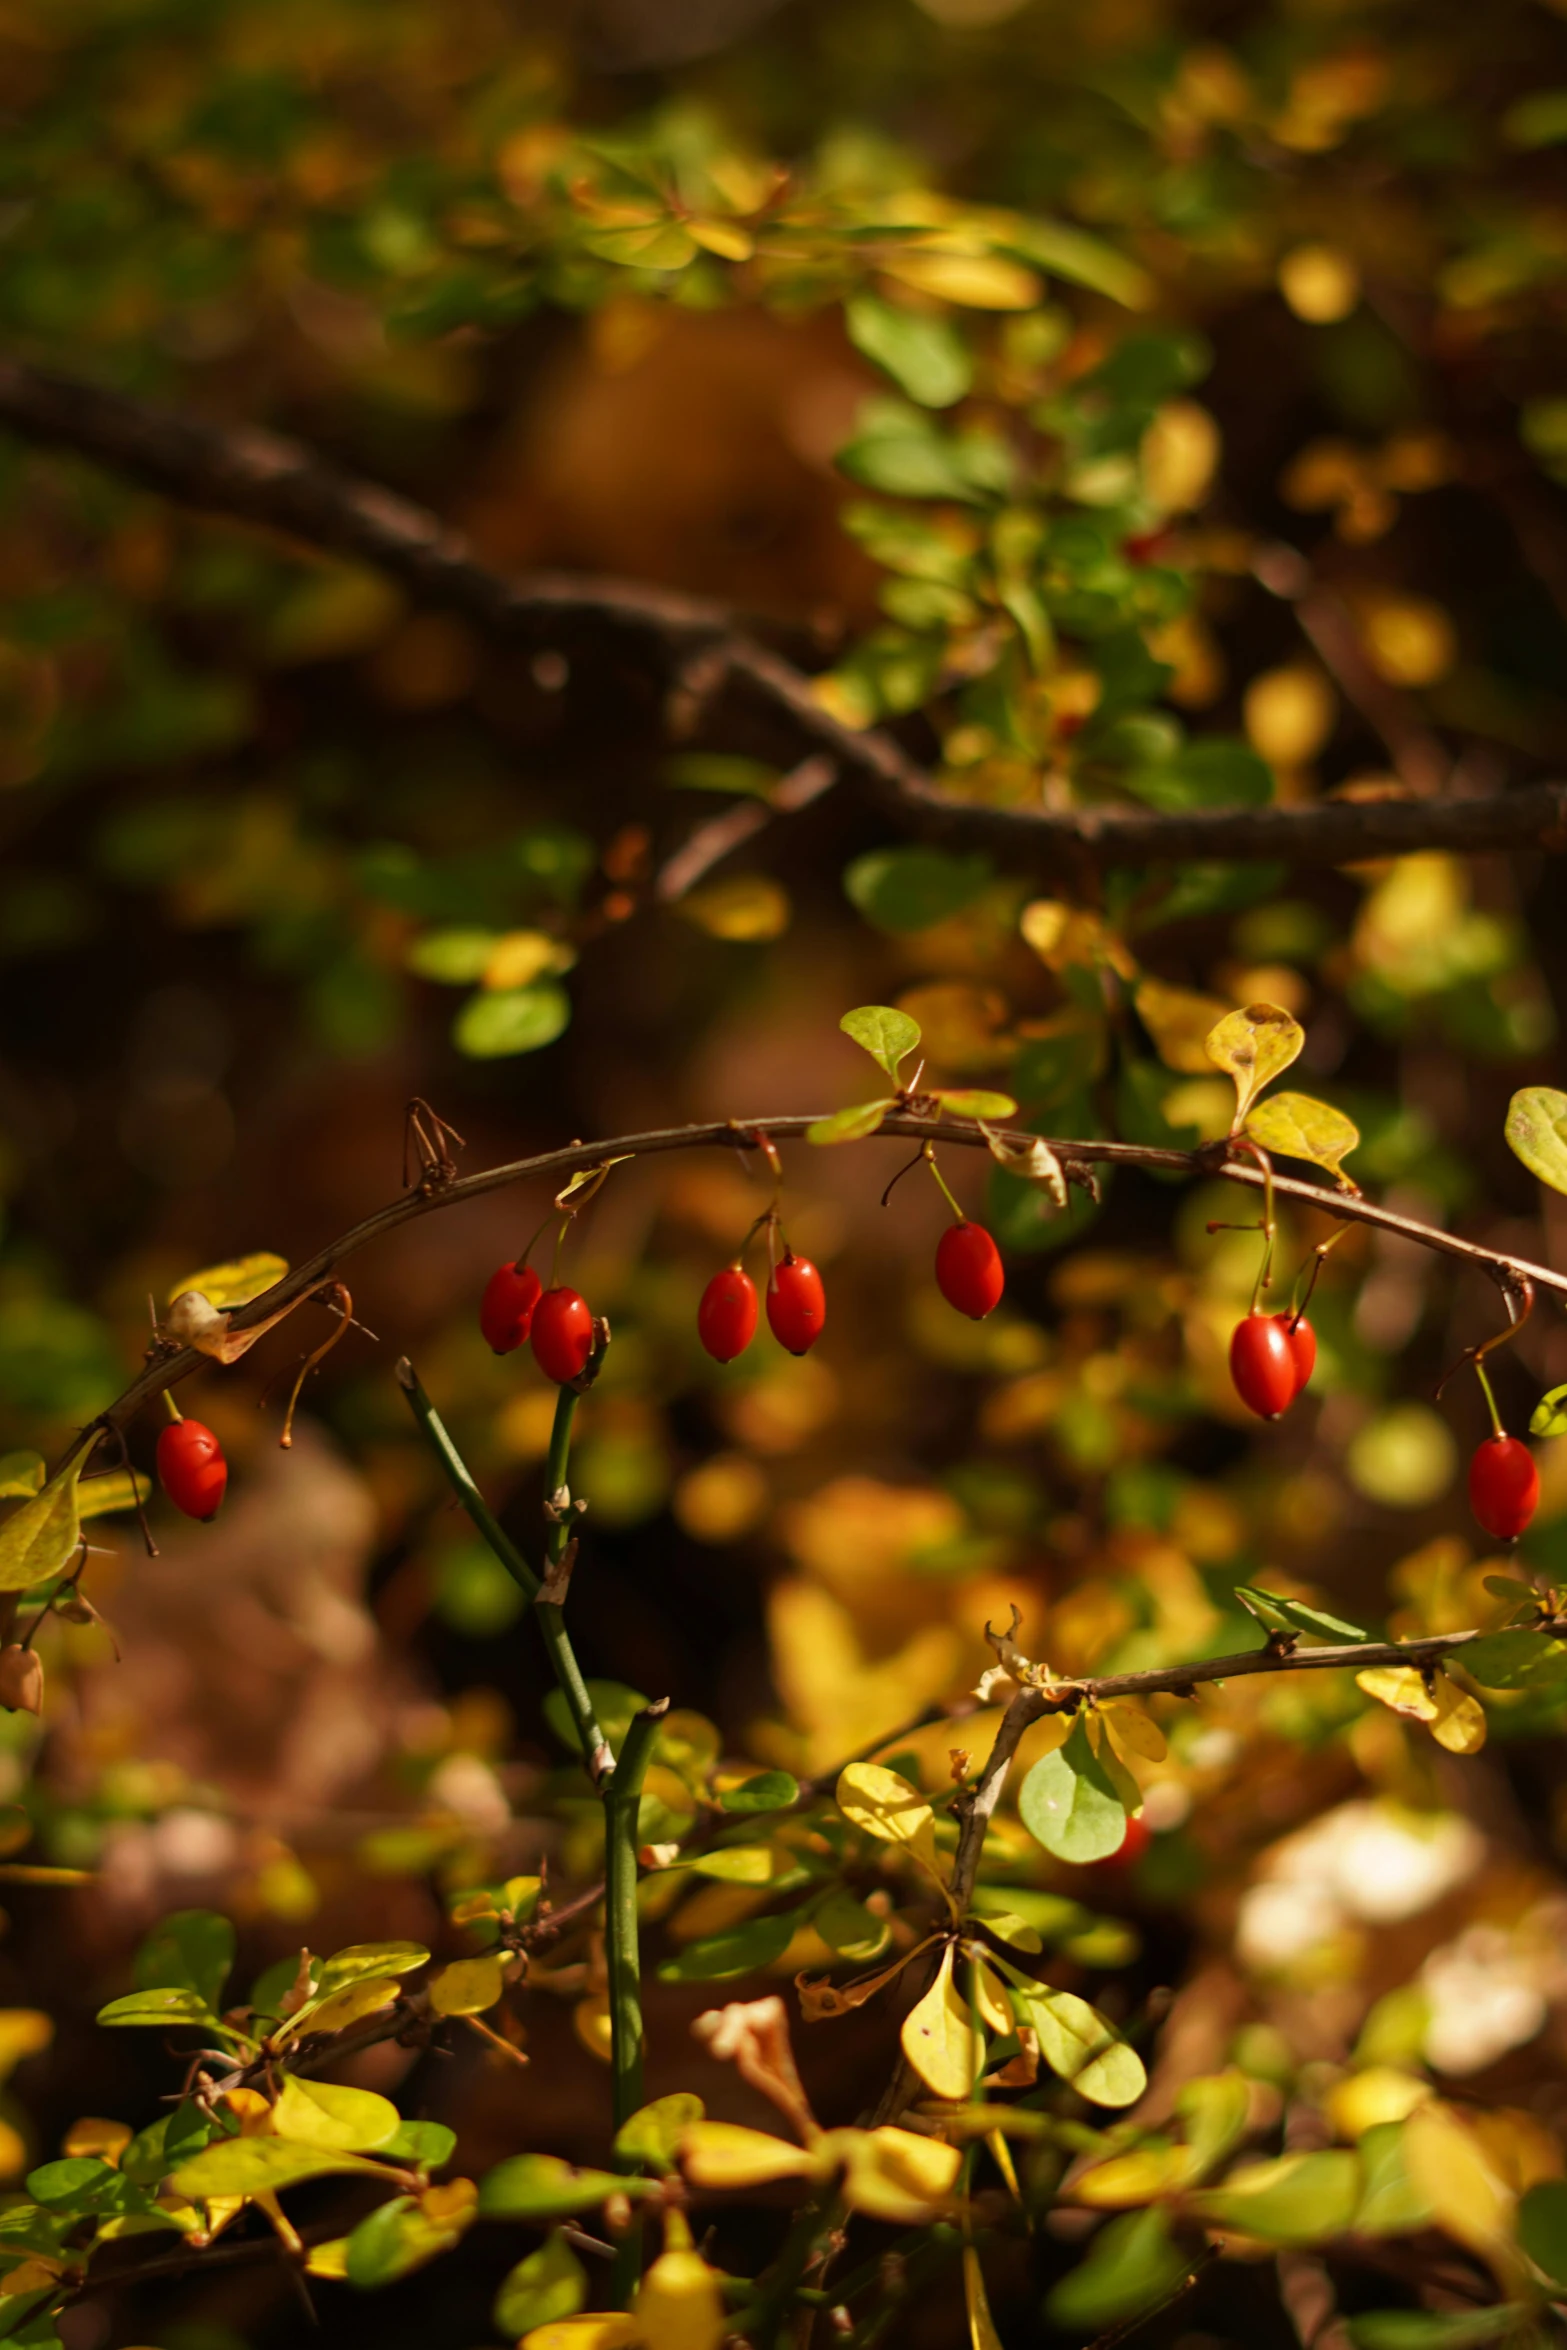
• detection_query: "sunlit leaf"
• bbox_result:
[614,2095,704,2177]
[1204,1003,1305,1128]
[165,1253,287,1310]
[271,2076,401,2154]
[280,1976,402,2040]
[680,2122,818,2190]
[1192,2150,1361,2243]
[1245,1092,1360,1184]
[480,2154,654,2218]
[173,2136,388,2198]
[931,1089,1016,1120]
[1355,1667,1487,1753]
[830,2127,961,2223]
[1506,1087,1567,1196]
[900,1947,982,2101]
[0,1459,84,1594]
[678,875,791,942]
[427,1955,505,2016]
[806,1099,894,1145]
[496,2232,587,2336]
[96,1988,220,2032]
[634,2244,726,2350]
[1235,1587,1369,1645]
[1531,1382,1567,1439]
[345,2181,477,2287]
[1018,1718,1126,1863]
[0,1457,44,1503]
[841,1003,922,1083]
[453,980,571,1059]
[77,1466,150,1520]
[846,294,973,408]
[1025,1987,1146,2108]
[836,1762,939,1873]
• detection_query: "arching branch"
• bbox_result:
[1,354,1563,869]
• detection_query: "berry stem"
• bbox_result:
[923,1144,965,1224]
[1473,1359,1505,1442]
[161,1391,183,1424]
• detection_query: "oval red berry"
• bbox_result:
[935,1221,1004,1320]
[156,1419,228,1522]
[1469,1434,1539,1542]
[480,1261,543,1354]
[1230,1313,1297,1420]
[1273,1312,1316,1398]
[531,1287,594,1385]
[698,1267,758,1363]
[766,1255,825,1356]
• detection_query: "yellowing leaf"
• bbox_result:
[305,2238,351,2278]
[165,1252,288,1310]
[0,1459,84,1594]
[1506,1087,1567,1198]
[1135,978,1234,1075]
[1427,1677,1488,1754]
[1204,1002,1304,1127]
[1020,901,1134,978]
[1141,400,1220,513]
[1244,1092,1360,1185]
[0,1456,44,1502]
[972,1957,1012,2037]
[807,1099,894,1145]
[1356,1666,1485,1751]
[1278,244,1360,324]
[932,1088,1017,1120]
[1100,1702,1167,1764]
[1072,2141,1197,2206]
[77,1467,150,1521]
[678,876,790,942]
[827,2125,962,2223]
[1403,2102,1521,2281]
[836,1762,938,1873]
[271,2076,401,2153]
[482,930,575,991]
[428,1955,506,2016]
[680,2122,818,2190]
[884,250,1042,308]
[634,2245,725,2350]
[574,1994,613,2064]
[1026,1988,1146,2108]
[172,2136,388,2199]
[279,1976,401,2040]
[901,1947,982,2101]
[1325,2068,1431,2141]
[61,2116,132,2164]
[520,2321,639,2350]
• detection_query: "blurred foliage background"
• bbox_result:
[6,0,1567,2343]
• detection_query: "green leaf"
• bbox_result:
[1025,1987,1146,2108]
[1504,89,1567,148]
[1045,2207,1191,2332]
[1006,219,1154,309]
[173,2136,389,2198]
[345,2191,472,2287]
[1018,1717,1127,1863]
[1505,1087,1567,1195]
[1459,1631,1567,1690]
[542,1680,649,1761]
[841,1004,922,1083]
[1178,2072,1252,2177]
[1234,1587,1369,1645]
[614,2094,705,2176]
[1518,2175,1567,2283]
[807,1099,894,1145]
[25,2158,141,2214]
[845,848,994,934]
[845,294,973,408]
[718,1771,799,1814]
[272,2076,401,2153]
[660,753,781,797]
[1191,2150,1361,2244]
[656,1908,802,1982]
[932,1089,1017,1120]
[0,1458,44,1503]
[120,2102,217,2187]
[1531,1382,1567,1438]
[1245,1092,1360,1183]
[1125,739,1273,814]
[452,981,570,1060]
[376,2119,457,2170]
[317,1942,430,1995]
[405,927,498,984]
[134,1910,235,2010]
[95,1987,220,2032]
[478,2154,649,2219]
[0,1459,84,1594]
[493,2231,586,2335]
[1346,2314,1529,2349]
[76,1467,149,1520]
[836,401,1014,503]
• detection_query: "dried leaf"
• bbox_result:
[1204,1002,1305,1128]
[979,1123,1067,1209]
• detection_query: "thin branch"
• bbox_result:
[76,1110,1567,1463]
[655,754,838,903]
[1,354,1563,868]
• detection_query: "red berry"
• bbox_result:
[1273,1311,1316,1399]
[157,1419,228,1522]
[479,1261,542,1354]
[766,1253,825,1356]
[1122,529,1173,566]
[935,1221,1004,1320]
[698,1267,758,1363]
[1230,1313,1298,1420]
[1469,1434,1539,1542]
[531,1287,594,1384]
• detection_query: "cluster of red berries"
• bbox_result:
[156,1415,227,1522]
[1230,1305,1541,1545]
[480,1260,596,1382]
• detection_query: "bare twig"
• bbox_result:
[2,355,1563,867]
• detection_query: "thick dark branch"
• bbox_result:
[1,354,1562,867]
[82,1109,1567,1458]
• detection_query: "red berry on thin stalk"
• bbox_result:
[935,1221,1005,1320]
[531,1287,594,1385]
[157,1419,228,1522]
[766,1253,825,1356]
[698,1266,758,1364]
[479,1261,542,1355]
[1469,1434,1539,1543]
[1274,1311,1316,1399]
[1230,1312,1298,1420]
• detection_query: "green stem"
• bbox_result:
[924,1145,964,1224]
[1474,1358,1505,1442]
[606,1698,667,2309]
[395,1359,609,1773]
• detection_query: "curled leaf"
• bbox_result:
[979,1124,1067,1210]
[1245,1092,1360,1185]
[1204,1002,1305,1128]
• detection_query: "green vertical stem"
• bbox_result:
[534,1382,613,1778]
[606,1697,667,2309]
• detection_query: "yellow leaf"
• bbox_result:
[165,1252,288,1310]
[901,1947,982,2102]
[1072,2142,1198,2205]
[689,219,753,261]
[1134,978,1234,1075]
[677,876,790,942]
[884,250,1041,308]
[965,2244,1005,2350]
[1402,2102,1522,2283]
[77,1467,150,1521]
[574,1995,613,2064]
[1278,244,1361,323]
[1359,597,1456,688]
[635,2246,725,2350]
[0,1459,84,1594]
[1142,400,1220,514]
[520,2322,639,2350]
[429,1955,506,2016]
[271,2076,400,2153]
[1204,1002,1305,1127]
[305,2238,351,2278]
[1325,2068,1431,2141]
[1354,1664,1484,1749]
[1099,1702,1167,1764]
[972,1957,1012,2037]
[836,1762,939,1875]
[1243,664,1337,765]
[1356,1665,1435,1720]
[828,2125,962,2223]
[482,931,575,991]
[278,1975,401,2040]
[1020,900,1134,978]
[1427,1676,1488,1755]
[680,2121,818,2190]
[422,2176,479,2226]
[1245,1092,1360,1185]
[61,2116,132,2165]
